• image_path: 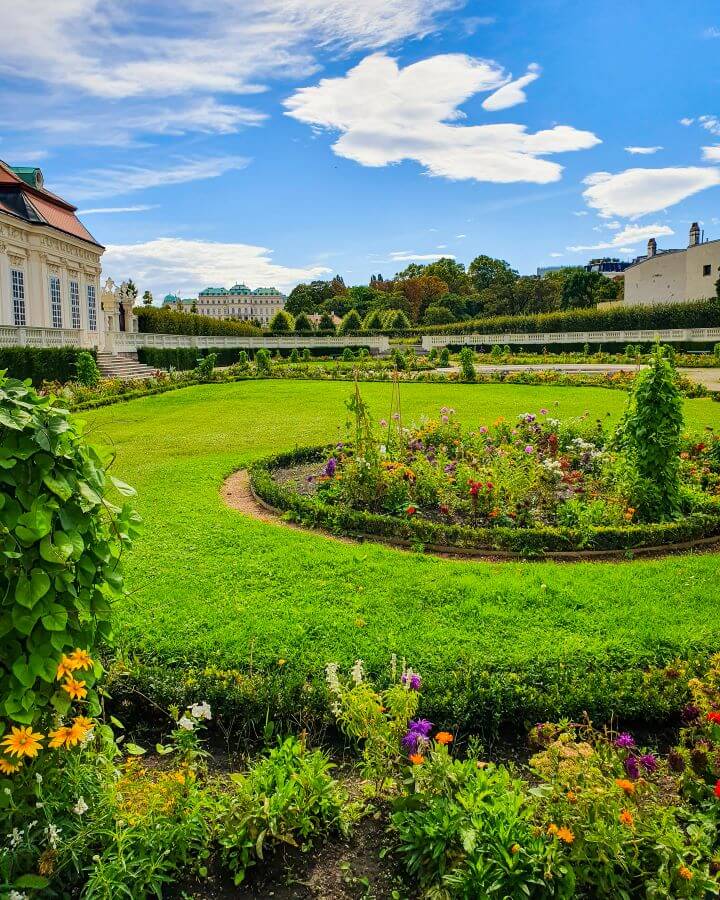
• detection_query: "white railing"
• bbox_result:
[0,326,98,349]
[421,327,720,350]
[112,331,391,352]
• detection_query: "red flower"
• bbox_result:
[439,504,450,515]
[469,481,481,497]
[714,780,720,799]
[406,505,417,516]
[707,712,720,725]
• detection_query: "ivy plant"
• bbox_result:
[0,374,139,730]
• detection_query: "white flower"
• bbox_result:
[10,828,23,848]
[3,788,11,796]
[73,796,89,816]
[390,653,397,682]
[45,824,61,849]
[325,662,341,694]
[190,701,212,720]
[35,773,42,784]
[9,891,28,900]
[351,659,364,686]
[178,716,195,731]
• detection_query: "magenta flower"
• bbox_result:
[401,673,422,691]
[392,413,400,421]
[524,445,534,454]
[540,408,548,415]
[441,415,449,424]
[409,719,433,736]
[639,753,658,773]
[615,732,635,749]
[625,755,640,779]
[325,457,337,477]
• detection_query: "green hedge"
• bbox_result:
[249,447,720,555]
[137,347,244,370]
[0,346,94,385]
[419,298,720,336]
[136,307,262,337]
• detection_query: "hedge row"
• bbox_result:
[0,346,94,386]
[137,347,242,369]
[136,306,261,337]
[249,447,720,555]
[419,298,720,336]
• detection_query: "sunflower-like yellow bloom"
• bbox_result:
[62,677,87,701]
[49,725,82,749]
[0,757,22,774]
[1,726,44,758]
[68,649,94,671]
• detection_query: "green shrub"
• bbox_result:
[289,348,300,364]
[255,348,272,376]
[195,352,217,381]
[236,350,249,370]
[293,312,313,333]
[339,309,362,334]
[438,348,450,367]
[384,309,411,331]
[342,347,355,362]
[215,737,347,885]
[74,351,101,387]
[0,373,138,731]
[459,345,476,381]
[0,347,91,386]
[318,313,336,333]
[137,306,260,338]
[393,349,407,371]
[269,310,294,333]
[302,348,311,362]
[137,347,241,370]
[490,343,502,361]
[363,309,385,330]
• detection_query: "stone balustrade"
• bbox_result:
[110,331,391,353]
[0,326,96,348]
[421,327,720,350]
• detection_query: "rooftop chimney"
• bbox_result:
[689,222,701,247]
[647,237,657,258]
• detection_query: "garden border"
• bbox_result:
[244,447,720,561]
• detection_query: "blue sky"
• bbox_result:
[2,0,720,297]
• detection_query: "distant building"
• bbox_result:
[163,284,286,325]
[584,257,631,277]
[623,223,720,306]
[536,265,564,277]
[308,312,342,328]
[0,160,104,339]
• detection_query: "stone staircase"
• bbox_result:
[96,351,160,380]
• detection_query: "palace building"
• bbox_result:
[0,160,104,340]
[163,284,286,325]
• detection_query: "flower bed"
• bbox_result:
[249,397,720,556]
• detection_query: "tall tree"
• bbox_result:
[468,255,518,293]
[396,275,449,323]
[424,257,472,295]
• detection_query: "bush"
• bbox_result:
[269,310,294,333]
[338,309,362,335]
[137,347,245,370]
[318,313,336,333]
[289,348,300,364]
[363,309,385,330]
[384,309,411,330]
[393,349,407,371]
[422,298,720,336]
[293,312,313,333]
[0,372,138,730]
[439,348,450,367]
[459,345,476,381]
[423,305,454,325]
[195,352,217,381]
[255,348,272,376]
[74,350,101,387]
[342,347,355,362]
[236,350,249,371]
[302,348,311,362]
[137,306,261,338]
[0,347,92,386]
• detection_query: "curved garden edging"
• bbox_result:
[242,447,720,561]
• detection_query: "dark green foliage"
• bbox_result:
[362,309,385,331]
[423,298,720,336]
[293,313,313,333]
[236,350,249,370]
[302,348,311,362]
[392,349,407,371]
[75,351,101,387]
[338,309,362,335]
[269,310,294,333]
[342,347,355,362]
[137,307,260,338]
[318,313,336,333]
[0,374,138,725]
[289,348,300,364]
[423,305,454,325]
[255,348,271,375]
[0,347,93,386]
[195,353,217,381]
[459,346,475,381]
[384,309,411,330]
[619,347,684,520]
[137,347,241,370]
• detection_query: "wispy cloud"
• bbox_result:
[568,223,673,252]
[389,250,456,261]
[77,205,157,215]
[703,26,720,38]
[703,146,720,162]
[582,167,720,218]
[56,156,250,200]
[482,64,541,112]
[624,146,663,155]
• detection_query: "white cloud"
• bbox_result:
[699,115,720,136]
[572,210,589,216]
[389,251,455,261]
[624,145,663,155]
[102,237,331,297]
[284,53,600,184]
[55,156,249,200]
[567,223,674,252]
[550,252,563,257]
[482,64,541,111]
[703,146,720,162]
[456,233,467,238]
[704,26,720,38]
[77,205,156,214]
[462,16,496,34]
[582,167,720,218]
[680,118,695,126]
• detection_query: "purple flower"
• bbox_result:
[524,445,535,455]
[325,457,337,477]
[681,704,701,724]
[479,426,488,434]
[639,753,658,773]
[409,718,433,737]
[401,673,422,691]
[615,732,636,749]
[540,408,548,415]
[625,755,640,780]
[401,731,420,752]
[441,415,449,424]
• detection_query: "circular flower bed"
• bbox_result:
[249,403,720,557]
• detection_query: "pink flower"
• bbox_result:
[524,445,534,454]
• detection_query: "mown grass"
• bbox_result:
[83,380,720,736]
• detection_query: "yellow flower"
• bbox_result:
[0,757,22,774]
[556,827,575,844]
[49,725,83,749]
[511,843,521,854]
[1,726,44,759]
[73,716,94,731]
[62,676,87,701]
[678,865,693,881]
[68,649,94,671]
[56,656,75,680]
[547,823,559,835]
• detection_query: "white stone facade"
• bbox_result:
[163,284,286,325]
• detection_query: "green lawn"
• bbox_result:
[84,380,720,734]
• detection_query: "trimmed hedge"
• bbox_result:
[136,306,261,337]
[419,298,720,337]
[0,346,94,385]
[249,446,720,555]
[137,346,243,370]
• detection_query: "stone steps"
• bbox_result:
[96,352,159,380]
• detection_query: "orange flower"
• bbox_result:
[678,865,693,881]
[0,757,21,774]
[566,790,578,803]
[556,827,574,844]
[511,843,521,854]
[49,725,83,749]
[435,732,453,745]
[409,753,425,765]
[62,676,87,701]
[56,656,75,680]
[615,778,636,795]
[1,726,44,759]
[73,716,94,731]
[68,649,94,671]
[547,823,559,835]
[619,809,634,828]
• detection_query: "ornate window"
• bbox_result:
[87,284,97,331]
[11,269,26,326]
[49,275,63,328]
[70,280,81,329]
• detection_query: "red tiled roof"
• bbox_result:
[27,194,98,244]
